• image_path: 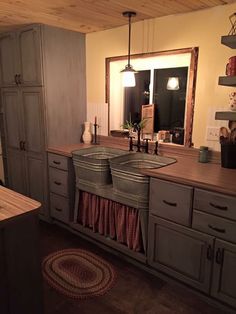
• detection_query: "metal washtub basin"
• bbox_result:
[110,153,176,203]
[72,146,127,187]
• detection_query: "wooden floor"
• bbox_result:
[40,222,227,314]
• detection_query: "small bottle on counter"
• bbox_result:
[199,146,209,163]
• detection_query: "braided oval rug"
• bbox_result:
[42,249,116,299]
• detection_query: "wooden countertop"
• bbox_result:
[142,156,236,197]
[47,143,95,157]
[47,141,236,197]
[0,186,41,223]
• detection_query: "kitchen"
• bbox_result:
[0,1,236,313]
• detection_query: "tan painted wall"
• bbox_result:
[86,3,236,149]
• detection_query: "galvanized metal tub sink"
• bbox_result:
[110,153,176,204]
[72,146,127,187]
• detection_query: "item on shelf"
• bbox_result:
[82,121,92,144]
[219,126,236,168]
[225,56,236,76]
[157,130,170,142]
[198,146,209,163]
[228,13,236,35]
[229,92,236,110]
[171,127,185,145]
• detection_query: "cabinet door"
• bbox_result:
[7,150,26,195]
[0,32,18,86]
[1,88,23,151]
[21,87,45,156]
[18,25,43,86]
[211,239,236,308]
[148,216,214,293]
[27,156,47,216]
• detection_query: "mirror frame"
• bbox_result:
[105,47,198,147]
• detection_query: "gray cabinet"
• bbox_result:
[211,239,236,308]
[0,24,86,220]
[149,179,236,310]
[1,87,47,213]
[148,216,213,293]
[0,25,42,87]
[48,153,75,224]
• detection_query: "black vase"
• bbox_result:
[221,143,236,169]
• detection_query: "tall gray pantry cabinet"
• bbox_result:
[0,24,86,219]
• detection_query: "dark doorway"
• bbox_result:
[153,67,188,131]
[123,70,150,124]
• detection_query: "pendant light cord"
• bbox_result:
[128,13,131,67]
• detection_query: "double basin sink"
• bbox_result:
[72,146,176,207]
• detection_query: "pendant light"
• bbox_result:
[167,77,180,90]
[121,11,137,87]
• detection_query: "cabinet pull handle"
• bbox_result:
[53,160,61,165]
[54,181,61,186]
[55,207,62,212]
[207,244,213,261]
[14,74,18,85]
[163,200,177,207]
[18,74,21,84]
[216,248,224,265]
[209,202,228,211]
[208,224,226,233]
[19,140,23,150]
[22,141,26,151]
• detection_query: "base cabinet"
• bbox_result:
[211,239,236,308]
[148,216,214,293]
[149,179,236,311]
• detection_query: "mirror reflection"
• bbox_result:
[106,47,198,146]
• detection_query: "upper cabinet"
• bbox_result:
[0,25,42,87]
[218,35,236,87]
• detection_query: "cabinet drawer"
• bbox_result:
[48,153,68,171]
[192,210,236,243]
[194,189,236,221]
[50,193,70,223]
[49,167,68,197]
[149,178,193,226]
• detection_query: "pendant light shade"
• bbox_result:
[121,11,137,87]
[167,77,180,90]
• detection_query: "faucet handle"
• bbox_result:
[143,138,150,153]
[153,141,159,155]
[129,136,135,151]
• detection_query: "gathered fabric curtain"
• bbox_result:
[77,191,143,252]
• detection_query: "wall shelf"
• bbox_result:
[218,76,236,86]
[215,111,236,121]
[221,35,236,49]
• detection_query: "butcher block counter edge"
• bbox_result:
[0,186,41,224]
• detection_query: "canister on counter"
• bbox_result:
[199,146,209,163]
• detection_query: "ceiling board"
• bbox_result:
[0,0,235,33]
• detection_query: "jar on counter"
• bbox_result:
[199,146,209,163]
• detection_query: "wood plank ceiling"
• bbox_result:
[0,0,235,33]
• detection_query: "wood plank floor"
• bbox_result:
[40,222,227,314]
